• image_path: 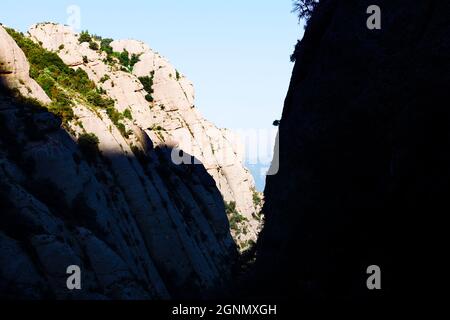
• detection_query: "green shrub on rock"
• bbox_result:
[139,72,155,103]
[225,201,249,232]
[78,133,100,161]
[100,38,113,54]
[123,108,132,120]
[78,30,92,43]
[89,41,99,51]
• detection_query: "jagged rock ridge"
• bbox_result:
[0,22,261,299]
[27,23,263,249]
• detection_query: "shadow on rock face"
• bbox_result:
[0,86,238,300]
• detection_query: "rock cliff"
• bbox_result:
[28,23,262,249]
[0,26,51,104]
[252,0,449,301]
[0,22,260,299]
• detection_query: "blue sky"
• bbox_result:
[1,0,304,131]
[1,0,304,190]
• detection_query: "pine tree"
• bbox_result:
[293,0,320,22]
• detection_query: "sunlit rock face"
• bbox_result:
[252,0,450,300]
[0,23,262,299]
[27,23,262,249]
[0,26,51,104]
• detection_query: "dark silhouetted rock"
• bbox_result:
[253,0,449,301]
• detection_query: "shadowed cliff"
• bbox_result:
[0,85,239,299]
[252,0,450,301]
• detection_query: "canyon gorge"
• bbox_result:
[1,0,449,302]
[0,22,262,299]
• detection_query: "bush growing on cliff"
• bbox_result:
[100,38,114,55]
[97,37,141,70]
[225,201,248,232]
[47,100,74,124]
[119,49,130,67]
[78,132,100,161]
[69,69,96,94]
[224,201,236,215]
[139,72,155,102]
[36,72,56,95]
[100,74,110,83]
[123,108,133,120]
[293,0,319,22]
[139,74,154,93]
[86,90,114,108]
[7,28,127,140]
[78,30,92,43]
[145,94,154,102]
[114,50,140,72]
[252,188,263,207]
[104,106,131,138]
[89,41,99,51]
[130,53,140,69]
[5,28,117,126]
[150,125,164,131]
[5,28,68,77]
